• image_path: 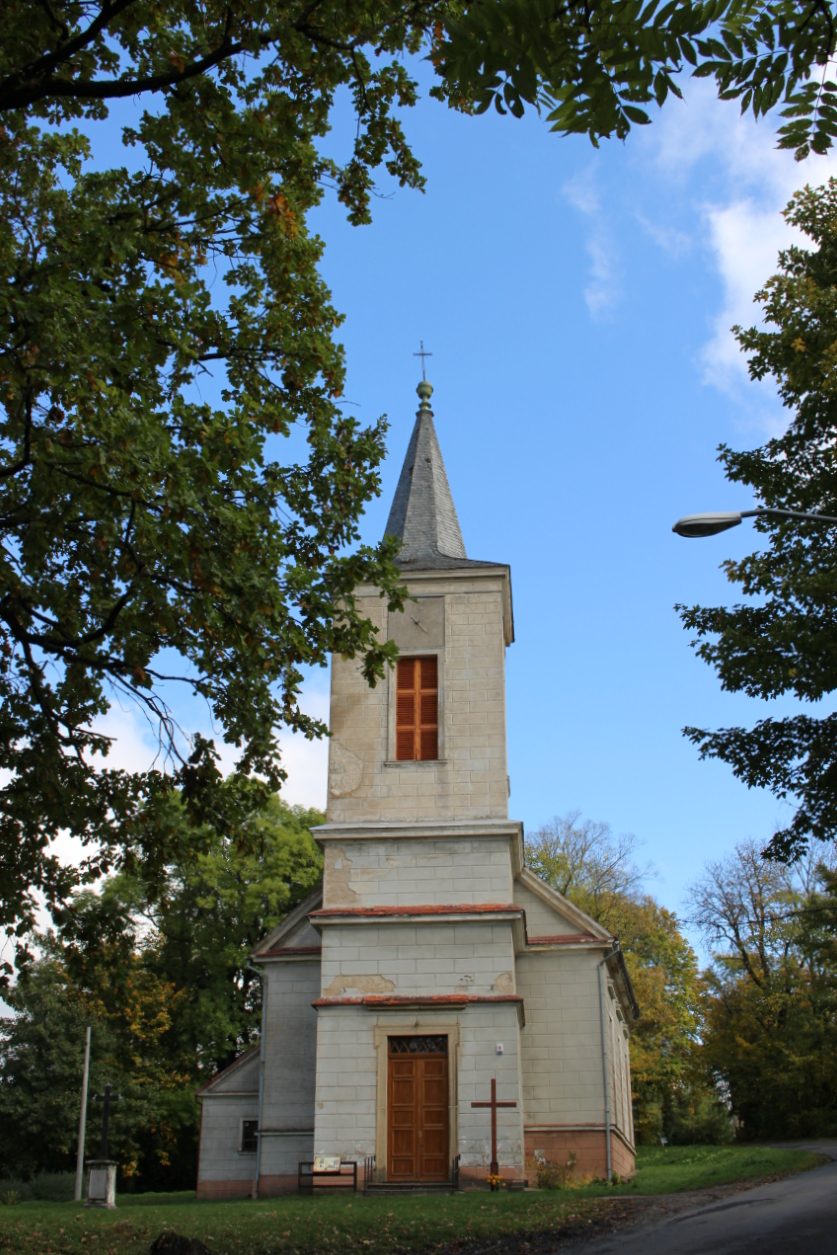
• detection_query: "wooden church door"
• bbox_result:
[387,1036,449,1181]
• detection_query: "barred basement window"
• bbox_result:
[395,656,438,761]
[241,1120,259,1153]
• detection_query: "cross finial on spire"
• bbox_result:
[413,340,432,381]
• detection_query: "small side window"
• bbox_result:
[241,1119,259,1153]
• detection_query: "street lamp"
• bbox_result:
[672,507,837,538]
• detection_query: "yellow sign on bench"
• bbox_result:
[313,1156,341,1173]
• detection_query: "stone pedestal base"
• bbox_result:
[85,1160,118,1209]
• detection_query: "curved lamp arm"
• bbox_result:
[672,507,837,538]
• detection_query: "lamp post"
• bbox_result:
[672,507,837,537]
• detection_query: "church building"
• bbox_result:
[196,380,638,1196]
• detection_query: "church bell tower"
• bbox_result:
[312,379,526,1184]
[326,378,514,824]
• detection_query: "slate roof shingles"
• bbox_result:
[384,388,505,571]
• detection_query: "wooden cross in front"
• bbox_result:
[93,1083,121,1160]
[471,1077,517,1178]
[413,340,432,381]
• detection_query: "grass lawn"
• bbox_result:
[617,1143,823,1194]
[0,1145,823,1255]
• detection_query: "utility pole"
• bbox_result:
[74,1027,92,1202]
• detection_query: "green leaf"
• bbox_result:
[722,28,744,59]
[680,36,699,66]
[623,103,652,124]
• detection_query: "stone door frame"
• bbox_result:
[374,1021,460,1182]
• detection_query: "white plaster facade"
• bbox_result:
[196,385,637,1197]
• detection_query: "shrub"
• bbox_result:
[668,1092,734,1146]
[30,1172,76,1201]
[0,1173,75,1203]
[533,1152,577,1189]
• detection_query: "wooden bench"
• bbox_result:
[298,1159,358,1194]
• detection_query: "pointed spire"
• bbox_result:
[384,381,468,564]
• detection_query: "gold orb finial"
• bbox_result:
[417,379,433,412]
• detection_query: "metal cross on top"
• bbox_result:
[471,1076,517,1178]
[93,1083,122,1160]
[413,341,432,381]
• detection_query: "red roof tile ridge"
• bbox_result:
[365,993,523,1005]
[310,902,520,918]
[262,945,322,957]
[312,993,523,1007]
[526,933,601,945]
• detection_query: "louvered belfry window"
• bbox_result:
[395,656,438,761]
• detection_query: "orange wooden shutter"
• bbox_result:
[396,659,416,761]
[418,656,438,760]
[395,657,438,760]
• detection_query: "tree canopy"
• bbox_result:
[439,0,837,159]
[528,815,837,1143]
[0,798,323,1187]
[689,839,837,1138]
[680,180,837,862]
[1,0,421,938]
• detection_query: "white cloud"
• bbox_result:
[90,699,168,775]
[276,684,330,812]
[563,167,622,317]
[637,81,837,409]
[583,234,621,317]
[635,212,692,256]
[563,167,601,215]
[699,198,796,403]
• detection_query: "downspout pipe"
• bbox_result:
[598,946,620,1183]
[248,960,267,1201]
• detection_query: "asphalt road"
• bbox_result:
[555,1142,837,1255]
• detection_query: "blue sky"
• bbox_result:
[66,61,837,947]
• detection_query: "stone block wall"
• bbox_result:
[197,961,321,1199]
[516,950,608,1125]
[606,988,635,1146]
[313,1006,378,1161]
[326,572,510,825]
[514,879,582,938]
[254,1131,315,1193]
[197,1094,259,1197]
[516,947,635,1178]
[321,835,514,910]
[610,1129,636,1180]
[262,960,319,1131]
[454,1002,524,1180]
[319,920,516,1000]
